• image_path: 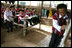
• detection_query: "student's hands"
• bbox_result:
[66,19,69,25]
[61,25,66,30]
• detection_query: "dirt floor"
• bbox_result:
[1,24,71,47]
[1,25,52,47]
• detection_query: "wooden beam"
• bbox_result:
[39,1,43,29]
[30,1,31,8]
[17,1,19,7]
[50,1,51,8]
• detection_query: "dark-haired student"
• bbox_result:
[18,10,25,24]
[11,7,18,29]
[49,4,70,47]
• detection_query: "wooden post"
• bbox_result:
[50,1,51,8]
[23,19,27,37]
[17,1,19,7]
[30,1,31,8]
[39,1,43,29]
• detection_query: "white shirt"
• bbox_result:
[4,10,12,21]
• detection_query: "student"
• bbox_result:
[11,7,17,23]
[52,9,57,15]
[18,10,25,24]
[35,11,40,23]
[25,8,30,16]
[25,9,33,27]
[11,7,18,29]
[15,7,18,12]
[1,3,5,19]
[30,9,33,16]
[32,9,36,15]
[49,4,70,47]
[42,8,45,16]
[22,7,26,11]
[4,7,13,32]
[1,7,4,27]
[18,10,33,27]
[31,11,40,25]
[11,7,16,17]
[46,9,49,18]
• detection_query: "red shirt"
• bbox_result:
[1,8,4,18]
[16,8,18,12]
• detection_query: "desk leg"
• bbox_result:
[23,20,26,37]
[23,20,27,37]
[23,28,26,37]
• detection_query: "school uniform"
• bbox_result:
[25,11,33,26]
[12,10,16,16]
[18,14,25,24]
[25,10,30,16]
[30,11,33,16]
[49,12,69,47]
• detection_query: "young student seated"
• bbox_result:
[24,9,33,27]
[18,10,25,24]
[31,11,40,25]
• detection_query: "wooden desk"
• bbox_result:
[14,15,37,37]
